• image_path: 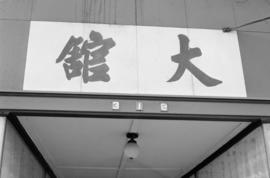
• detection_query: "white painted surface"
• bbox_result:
[188,29,246,97]
[24,21,246,97]
[19,116,248,178]
[24,22,137,94]
[112,101,120,110]
[0,117,6,163]
[137,27,193,96]
[160,103,168,112]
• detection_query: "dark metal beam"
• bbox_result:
[2,91,270,122]
[2,91,270,103]
[181,120,262,178]
[6,113,57,178]
[2,110,257,122]
[223,16,270,32]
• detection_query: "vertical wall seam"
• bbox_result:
[231,0,238,27]
[114,0,117,24]
[0,117,7,177]
[261,122,270,178]
[183,0,189,29]
[30,0,34,21]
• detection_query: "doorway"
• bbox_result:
[1,114,252,178]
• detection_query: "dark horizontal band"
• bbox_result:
[1,91,270,104]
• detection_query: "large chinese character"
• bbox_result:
[81,31,115,83]
[56,31,115,83]
[168,34,222,87]
[56,36,84,80]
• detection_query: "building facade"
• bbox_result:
[1,0,270,177]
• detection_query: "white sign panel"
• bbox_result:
[24,21,246,97]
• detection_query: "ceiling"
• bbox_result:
[18,116,249,178]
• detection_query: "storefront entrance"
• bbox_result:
[2,113,267,178]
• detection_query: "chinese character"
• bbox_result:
[56,31,115,83]
[168,34,222,87]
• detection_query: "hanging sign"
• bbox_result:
[23,21,246,97]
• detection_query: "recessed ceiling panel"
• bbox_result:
[19,116,248,178]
